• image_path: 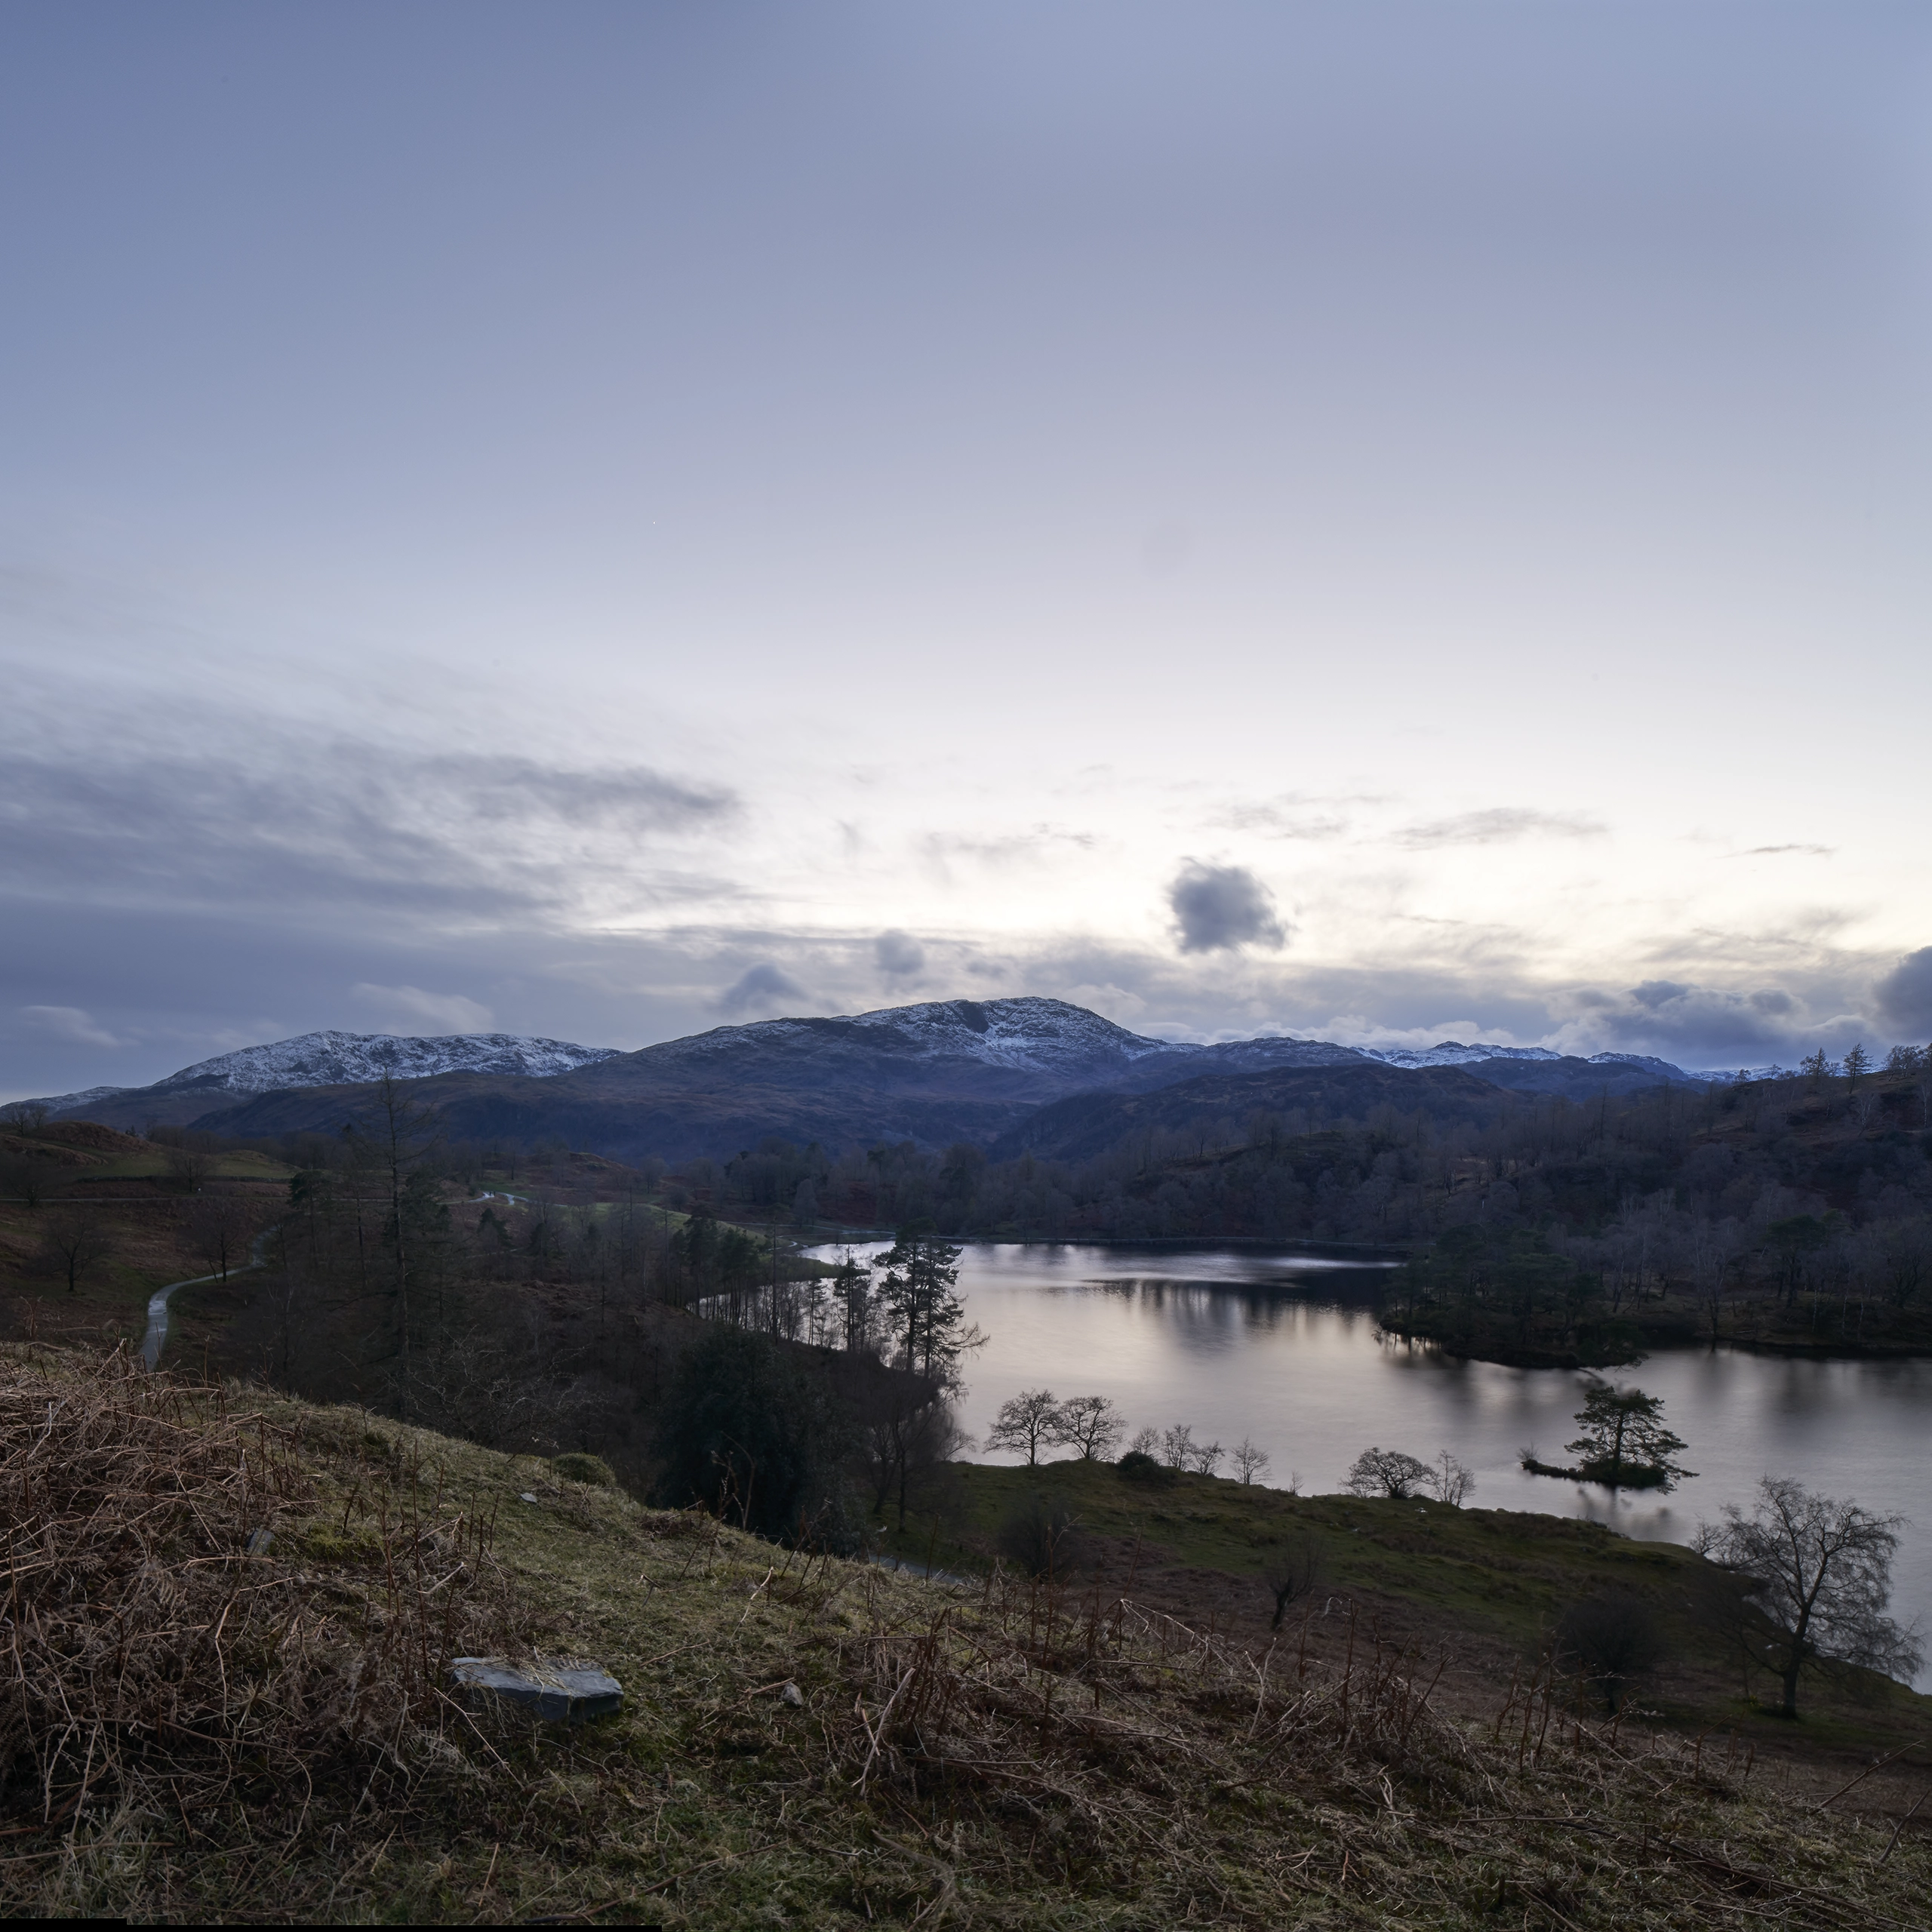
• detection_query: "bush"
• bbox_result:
[651,1325,855,1547]
[1553,1592,1663,1712]
[995,1494,1084,1578]
[552,1453,615,1487]
[1116,1450,1176,1488]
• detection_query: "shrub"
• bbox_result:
[1553,1592,1663,1712]
[552,1453,615,1487]
[1116,1450,1176,1487]
[995,1494,1084,1578]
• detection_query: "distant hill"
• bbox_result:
[31,998,1706,1161]
[35,1030,617,1130]
[986,1060,1511,1164]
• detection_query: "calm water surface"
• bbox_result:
[814,1240,1932,1687]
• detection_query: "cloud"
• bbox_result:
[350,983,494,1033]
[1734,844,1835,858]
[1168,862,1287,955]
[1393,808,1606,848]
[0,736,741,934]
[18,1004,122,1048]
[1875,948,1932,1037]
[875,930,926,979]
[717,962,811,1017]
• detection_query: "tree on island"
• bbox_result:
[1564,1383,1694,1491]
[1697,1477,1921,1718]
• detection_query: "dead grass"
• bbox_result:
[2,1346,1929,1924]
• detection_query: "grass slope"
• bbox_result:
[6,1346,1930,1926]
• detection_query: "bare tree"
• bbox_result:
[1429,1450,1476,1507]
[38,1207,116,1297]
[165,1143,217,1193]
[1697,1476,1921,1718]
[1048,1393,1126,1461]
[1345,1446,1434,1500]
[1161,1423,1198,1470]
[1231,1438,1272,1486]
[1188,1438,1225,1477]
[187,1191,256,1282]
[983,1389,1062,1466]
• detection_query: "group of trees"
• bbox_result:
[1344,1445,1475,1506]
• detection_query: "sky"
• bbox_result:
[5,1,1932,1100]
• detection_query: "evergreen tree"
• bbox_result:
[1566,1383,1694,1490]
[875,1223,970,1383]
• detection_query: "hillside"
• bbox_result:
[988,1060,1512,1163]
[7,1343,1929,1925]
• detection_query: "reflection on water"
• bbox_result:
[810,1239,1932,1689]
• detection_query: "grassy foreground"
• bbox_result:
[6,1346,1930,1927]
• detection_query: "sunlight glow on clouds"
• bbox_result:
[2,3,1929,1095]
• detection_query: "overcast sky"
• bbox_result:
[5,2,1931,1099]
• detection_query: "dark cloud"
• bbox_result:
[1630,980,1692,1011]
[717,962,811,1017]
[875,930,926,978]
[1168,862,1287,955]
[1875,948,1932,1037]
[0,740,740,932]
[1394,808,1605,848]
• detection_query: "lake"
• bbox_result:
[811,1239,1932,1688]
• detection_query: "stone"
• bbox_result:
[451,1657,623,1724]
[779,1680,804,1707]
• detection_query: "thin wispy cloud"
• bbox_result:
[1392,808,1607,849]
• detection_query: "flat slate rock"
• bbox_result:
[451,1657,623,1723]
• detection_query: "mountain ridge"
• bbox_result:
[29,998,1708,1153]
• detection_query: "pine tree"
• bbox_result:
[1566,1383,1694,1491]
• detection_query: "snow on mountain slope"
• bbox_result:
[154,1031,620,1094]
[1356,1041,1703,1081]
[628,998,1175,1084]
[38,1032,616,1116]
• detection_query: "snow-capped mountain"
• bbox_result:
[1356,1041,1705,1081]
[37,1031,617,1126]
[639,998,1175,1084]
[152,1030,619,1094]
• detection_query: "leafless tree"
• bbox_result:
[1231,1437,1272,1485]
[983,1389,1062,1466]
[165,1143,216,1193]
[1161,1423,1198,1469]
[1696,1476,1921,1718]
[1346,1446,1434,1500]
[1188,1438,1225,1477]
[38,1207,116,1297]
[1429,1450,1476,1507]
[187,1191,256,1282]
[1048,1393,1126,1461]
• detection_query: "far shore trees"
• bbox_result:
[1697,1477,1920,1718]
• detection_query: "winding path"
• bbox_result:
[140,1231,273,1370]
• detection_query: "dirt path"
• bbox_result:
[140,1230,272,1368]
